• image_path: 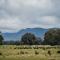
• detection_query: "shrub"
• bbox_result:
[17,52,20,55]
[57,51,60,54]
[14,47,16,49]
[35,50,39,55]
[20,51,24,54]
[25,52,28,54]
[48,50,51,56]
[0,52,2,55]
[42,47,45,50]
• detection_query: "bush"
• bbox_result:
[25,52,28,54]
[35,51,39,55]
[42,47,45,50]
[57,51,60,54]
[17,52,20,55]
[48,50,51,55]
[0,53,2,55]
[20,51,24,54]
[14,47,16,49]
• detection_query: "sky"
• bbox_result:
[0,0,60,33]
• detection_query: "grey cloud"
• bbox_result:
[0,0,60,32]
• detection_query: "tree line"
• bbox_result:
[0,28,60,45]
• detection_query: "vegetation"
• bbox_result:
[1,28,60,45]
[0,45,60,60]
[0,53,2,55]
[43,28,60,45]
[20,51,24,54]
[35,50,39,55]
[0,27,60,60]
[21,33,40,45]
[0,32,4,45]
[57,51,60,54]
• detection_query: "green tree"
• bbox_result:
[0,32,4,45]
[21,33,36,45]
[44,28,60,45]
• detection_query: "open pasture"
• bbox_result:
[0,45,60,60]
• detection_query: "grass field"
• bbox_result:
[0,45,60,60]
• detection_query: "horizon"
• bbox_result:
[2,27,60,33]
[2,27,48,33]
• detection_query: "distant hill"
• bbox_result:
[2,28,48,41]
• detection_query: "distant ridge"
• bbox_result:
[3,28,48,41]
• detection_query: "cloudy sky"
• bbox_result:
[0,0,60,33]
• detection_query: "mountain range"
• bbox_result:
[2,28,48,41]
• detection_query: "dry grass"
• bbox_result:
[0,45,60,60]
